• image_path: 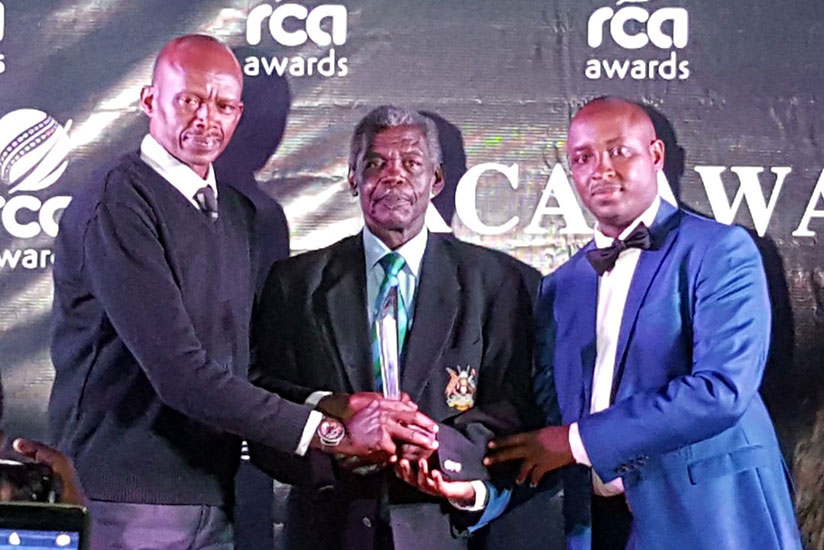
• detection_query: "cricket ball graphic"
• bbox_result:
[0,108,72,194]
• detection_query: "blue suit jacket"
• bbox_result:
[533,201,801,550]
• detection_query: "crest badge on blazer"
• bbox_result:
[445,365,477,411]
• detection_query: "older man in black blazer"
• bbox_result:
[250,105,539,550]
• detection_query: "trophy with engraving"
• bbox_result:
[374,290,401,400]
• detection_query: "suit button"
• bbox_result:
[362,517,372,528]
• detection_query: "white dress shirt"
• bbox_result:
[139,134,218,208]
[140,133,321,456]
[568,196,661,496]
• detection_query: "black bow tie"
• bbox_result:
[586,223,652,275]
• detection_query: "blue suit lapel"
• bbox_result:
[611,202,682,399]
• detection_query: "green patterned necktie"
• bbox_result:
[371,252,408,392]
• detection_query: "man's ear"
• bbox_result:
[347,166,358,196]
[650,139,665,171]
[430,163,445,198]
[139,85,156,117]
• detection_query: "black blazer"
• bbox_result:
[250,233,539,550]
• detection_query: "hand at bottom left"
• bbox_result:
[394,457,475,508]
[11,438,87,506]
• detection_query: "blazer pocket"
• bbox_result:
[687,445,769,485]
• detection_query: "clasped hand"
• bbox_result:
[319,393,474,503]
[320,392,439,465]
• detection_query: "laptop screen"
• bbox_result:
[0,504,87,550]
[0,528,80,549]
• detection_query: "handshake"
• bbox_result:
[309,392,474,503]
[311,392,438,464]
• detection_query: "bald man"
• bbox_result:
[485,97,801,550]
[48,35,437,550]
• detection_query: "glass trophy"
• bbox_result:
[375,288,401,400]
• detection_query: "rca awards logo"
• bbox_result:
[0,109,73,270]
[244,2,348,78]
[0,2,6,75]
[584,0,689,81]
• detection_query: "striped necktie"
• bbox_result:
[195,186,219,222]
[371,252,408,392]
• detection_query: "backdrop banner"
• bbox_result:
[0,1,821,547]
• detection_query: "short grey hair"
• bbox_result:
[348,105,442,170]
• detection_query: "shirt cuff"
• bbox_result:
[295,410,323,456]
[305,391,332,407]
[449,480,488,511]
[568,422,592,467]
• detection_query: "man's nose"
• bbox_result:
[382,158,404,178]
[193,101,215,125]
[594,151,615,178]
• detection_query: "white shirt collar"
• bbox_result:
[139,134,217,205]
[362,224,428,278]
[593,195,661,249]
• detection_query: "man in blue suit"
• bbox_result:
[485,97,801,550]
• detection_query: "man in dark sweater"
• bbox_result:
[48,35,437,550]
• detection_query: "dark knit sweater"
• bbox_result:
[49,152,312,505]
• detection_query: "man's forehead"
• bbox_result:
[568,105,655,148]
[155,58,243,96]
[159,55,240,79]
[367,125,428,153]
[155,39,242,84]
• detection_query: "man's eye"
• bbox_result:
[611,146,631,157]
[218,103,237,115]
[572,153,590,165]
[179,96,200,109]
[404,159,422,169]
